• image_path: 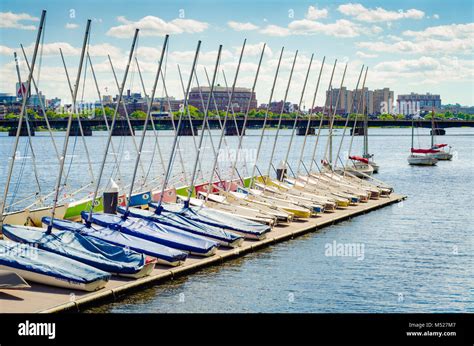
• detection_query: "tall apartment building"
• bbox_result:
[188,86,257,112]
[373,88,394,114]
[325,87,393,115]
[352,87,374,115]
[325,87,354,114]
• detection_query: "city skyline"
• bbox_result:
[0,0,473,107]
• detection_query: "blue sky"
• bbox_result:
[1,0,473,107]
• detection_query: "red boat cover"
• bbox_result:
[433,143,448,148]
[349,155,369,164]
[411,148,440,154]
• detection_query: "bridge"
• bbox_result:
[1,118,473,136]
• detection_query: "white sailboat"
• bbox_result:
[429,109,453,161]
[407,116,438,166]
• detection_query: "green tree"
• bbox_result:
[130,110,147,119]
[4,113,18,119]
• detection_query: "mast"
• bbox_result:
[227,44,266,189]
[85,29,140,225]
[431,108,435,148]
[323,63,347,166]
[19,45,60,161]
[249,47,284,188]
[155,41,201,210]
[333,65,364,171]
[87,53,123,184]
[281,53,313,178]
[59,47,95,184]
[0,10,46,226]
[363,84,369,157]
[203,40,246,201]
[264,50,298,181]
[295,56,325,177]
[185,45,222,204]
[347,67,368,168]
[307,59,337,174]
[13,51,42,197]
[108,55,147,181]
[123,35,169,216]
[47,19,91,233]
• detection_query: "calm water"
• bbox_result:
[1,127,473,312]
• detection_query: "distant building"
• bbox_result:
[352,87,374,115]
[0,92,17,104]
[373,88,394,114]
[47,97,61,109]
[263,101,298,114]
[188,86,257,113]
[325,87,393,115]
[326,87,353,114]
[397,93,441,115]
[102,95,113,103]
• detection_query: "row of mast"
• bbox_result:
[1,12,373,226]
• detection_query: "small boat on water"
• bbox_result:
[2,224,154,278]
[408,115,438,166]
[0,240,110,291]
[42,217,188,266]
[431,143,453,161]
[0,270,30,289]
[81,211,218,257]
[428,110,453,161]
[408,148,438,166]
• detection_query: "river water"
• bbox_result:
[0,126,472,312]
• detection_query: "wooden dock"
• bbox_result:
[0,193,405,313]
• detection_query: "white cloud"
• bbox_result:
[358,23,474,56]
[0,45,15,56]
[259,24,291,37]
[372,56,474,85]
[65,23,78,29]
[106,15,209,38]
[402,23,474,40]
[237,42,272,57]
[357,38,473,55]
[0,42,123,58]
[227,21,259,31]
[0,12,38,30]
[305,5,328,20]
[338,3,425,22]
[260,19,362,38]
[433,14,440,19]
[371,25,383,34]
[356,51,378,58]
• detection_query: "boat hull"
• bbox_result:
[0,264,108,291]
[432,151,453,160]
[407,155,438,166]
[3,205,67,227]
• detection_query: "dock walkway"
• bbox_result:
[0,193,405,313]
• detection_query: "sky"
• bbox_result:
[0,0,473,108]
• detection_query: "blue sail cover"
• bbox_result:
[2,224,146,275]
[149,202,271,237]
[0,240,110,284]
[42,217,187,264]
[81,211,217,255]
[117,206,241,246]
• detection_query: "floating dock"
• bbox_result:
[0,193,405,313]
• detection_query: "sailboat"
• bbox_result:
[344,67,376,176]
[429,109,453,160]
[407,114,438,166]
